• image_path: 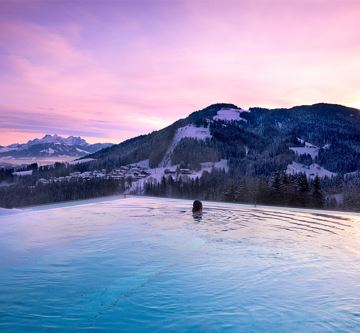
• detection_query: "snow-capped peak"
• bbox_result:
[27,134,88,147]
[63,136,88,146]
[0,134,112,159]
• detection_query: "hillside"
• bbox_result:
[2,103,360,211]
[86,103,360,177]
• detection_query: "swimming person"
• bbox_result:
[192,200,203,217]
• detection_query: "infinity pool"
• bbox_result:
[0,196,359,332]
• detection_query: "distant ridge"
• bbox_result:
[0,134,113,158]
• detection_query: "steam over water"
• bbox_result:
[0,196,359,332]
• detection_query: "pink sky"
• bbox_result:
[1,0,360,145]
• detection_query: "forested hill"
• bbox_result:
[86,102,360,176]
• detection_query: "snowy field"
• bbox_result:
[213,107,249,122]
[286,161,336,179]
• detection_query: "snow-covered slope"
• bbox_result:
[160,125,212,167]
[0,147,18,153]
[290,145,319,160]
[40,148,56,155]
[68,158,96,165]
[12,170,33,176]
[190,159,229,179]
[286,162,335,179]
[213,107,249,122]
[289,139,320,160]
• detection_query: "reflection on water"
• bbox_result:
[0,196,359,332]
[192,212,203,222]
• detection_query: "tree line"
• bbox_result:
[0,178,124,208]
[144,169,326,209]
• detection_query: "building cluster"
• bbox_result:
[37,165,151,185]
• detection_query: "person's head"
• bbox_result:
[192,200,203,214]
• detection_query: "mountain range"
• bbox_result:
[2,102,360,210]
[85,103,360,179]
[0,134,112,158]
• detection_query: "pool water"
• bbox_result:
[0,196,359,332]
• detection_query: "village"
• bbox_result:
[36,163,195,186]
[37,164,150,185]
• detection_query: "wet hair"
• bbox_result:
[192,200,203,214]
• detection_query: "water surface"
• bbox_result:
[0,196,359,332]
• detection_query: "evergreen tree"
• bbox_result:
[296,173,310,207]
[270,171,282,204]
[311,176,324,208]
